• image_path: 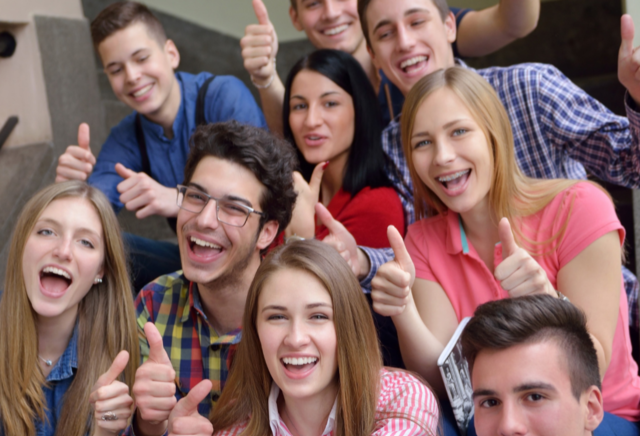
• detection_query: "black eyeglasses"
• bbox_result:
[176,185,265,227]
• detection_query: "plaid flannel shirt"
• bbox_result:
[134,271,241,417]
[360,60,640,328]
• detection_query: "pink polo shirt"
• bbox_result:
[405,182,640,421]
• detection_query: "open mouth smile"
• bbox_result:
[437,169,471,194]
[399,55,429,74]
[321,24,349,36]
[39,266,73,298]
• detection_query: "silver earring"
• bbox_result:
[94,277,102,284]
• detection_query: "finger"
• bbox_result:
[621,14,635,59]
[55,166,91,182]
[498,217,518,258]
[171,380,212,418]
[242,45,273,60]
[309,161,328,199]
[144,322,172,366]
[64,145,96,164]
[77,123,91,151]
[96,350,130,389]
[371,266,411,297]
[315,202,344,235]
[371,288,410,308]
[252,0,270,25]
[115,162,137,180]
[387,225,413,273]
[240,31,274,48]
[93,390,134,412]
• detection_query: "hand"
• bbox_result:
[90,350,133,435]
[494,217,556,298]
[315,202,366,278]
[241,0,278,87]
[133,323,177,432]
[287,162,327,238]
[619,14,640,106]
[115,163,179,219]
[167,380,213,436]
[55,123,96,182]
[371,226,415,317]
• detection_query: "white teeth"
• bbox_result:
[323,24,349,35]
[400,56,428,70]
[132,84,152,97]
[438,170,470,183]
[42,266,71,280]
[190,237,221,249]
[282,357,318,365]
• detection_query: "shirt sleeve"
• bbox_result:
[450,7,473,58]
[359,247,395,293]
[372,370,439,436]
[134,286,155,364]
[404,224,436,282]
[536,64,640,188]
[204,76,267,129]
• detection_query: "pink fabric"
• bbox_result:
[405,182,640,421]
[214,368,439,436]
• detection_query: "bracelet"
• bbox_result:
[251,60,276,89]
[556,290,570,303]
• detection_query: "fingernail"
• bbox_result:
[322,161,330,170]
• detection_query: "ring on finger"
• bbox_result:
[101,411,118,421]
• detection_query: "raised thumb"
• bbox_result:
[77,123,91,151]
[144,322,172,366]
[115,162,136,180]
[96,350,129,388]
[388,225,412,273]
[309,161,327,199]
[621,14,636,59]
[498,217,518,258]
[172,379,212,418]
[253,0,270,25]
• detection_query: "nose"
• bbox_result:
[52,237,72,261]
[304,103,322,129]
[397,25,416,52]
[284,319,311,349]
[497,402,528,435]
[124,63,141,84]
[194,198,221,230]
[322,0,340,21]
[434,139,456,166]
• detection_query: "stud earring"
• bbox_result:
[94,277,103,284]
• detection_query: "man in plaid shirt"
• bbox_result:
[127,121,297,436]
[321,0,640,328]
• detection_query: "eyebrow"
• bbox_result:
[411,119,468,139]
[473,382,558,399]
[291,91,341,100]
[105,48,148,69]
[187,183,253,208]
[261,302,333,312]
[372,7,432,34]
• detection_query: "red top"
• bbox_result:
[316,187,405,248]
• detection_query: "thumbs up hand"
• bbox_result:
[371,226,415,317]
[618,14,640,106]
[241,0,279,87]
[494,217,555,298]
[55,123,97,182]
[286,162,328,239]
[167,380,214,436]
[132,323,177,433]
[115,163,180,219]
[90,350,133,435]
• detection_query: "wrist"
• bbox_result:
[251,60,276,89]
[357,248,370,280]
[134,409,168,436]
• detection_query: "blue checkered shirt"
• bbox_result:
[360,60,640,328]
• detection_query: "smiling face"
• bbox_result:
[177,156,276,288]
[98,21,180,123]
[290,0,364,55]
[22,197,104,324]
[410,87,493,215]
[366,0,456,96]
[288,70,355,165]
[257,267,339,404]
[472,341,602,436]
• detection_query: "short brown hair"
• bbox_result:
[461,295,601,400]
[358,0,449,49]
[91,1,166,49]
[184,121,298,233]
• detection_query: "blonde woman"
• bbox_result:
[0,181,139,435]
[371,67,640,425]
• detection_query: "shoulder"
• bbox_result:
[136,271,188,309]
[406,215,447,241]
[474,62,565,92]
[548,181,613,212]
[106,111,138,140]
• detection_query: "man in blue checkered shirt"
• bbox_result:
[317,0,640,328]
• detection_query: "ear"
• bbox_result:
[289,5,304,32]
[583,386,604,432]
[444,10,457,44]
[256,220,279,250]
[164,39,181,70]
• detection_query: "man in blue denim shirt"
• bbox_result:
[55,3,266,291]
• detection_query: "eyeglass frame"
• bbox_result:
[176,184,265,228]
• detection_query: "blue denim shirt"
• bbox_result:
[36,325,79,436]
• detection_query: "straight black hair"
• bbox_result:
[283,49,391,196]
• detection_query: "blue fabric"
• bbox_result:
[36,325,80,436]
[88,71,267,213]
[123,232,182,294]
[464,412,640,436]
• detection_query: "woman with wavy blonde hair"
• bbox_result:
[372,67,640,425]
[185,239,439,436]
[0,181,139,435]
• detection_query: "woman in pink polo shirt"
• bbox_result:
[371,67,640,423]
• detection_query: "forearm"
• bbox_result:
[257,75,285,136]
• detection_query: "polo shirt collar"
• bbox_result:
[268,383,337,436]
[445,211,470,255]
[46,322,79,382]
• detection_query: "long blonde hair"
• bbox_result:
[210,240,384,436]
[401,67,609,252]
[0,181,139,436]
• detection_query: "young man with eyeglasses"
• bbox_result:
[126,121,297,436]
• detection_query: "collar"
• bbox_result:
[184,281,242,345]
[268,383,337,436]
[444,211,470,255]
[46,322,79,382]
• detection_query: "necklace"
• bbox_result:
[38,355,53,366]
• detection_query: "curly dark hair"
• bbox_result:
[184,121,298,234]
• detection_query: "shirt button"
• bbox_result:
[211,393,220,402]
[210,344,221,351]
